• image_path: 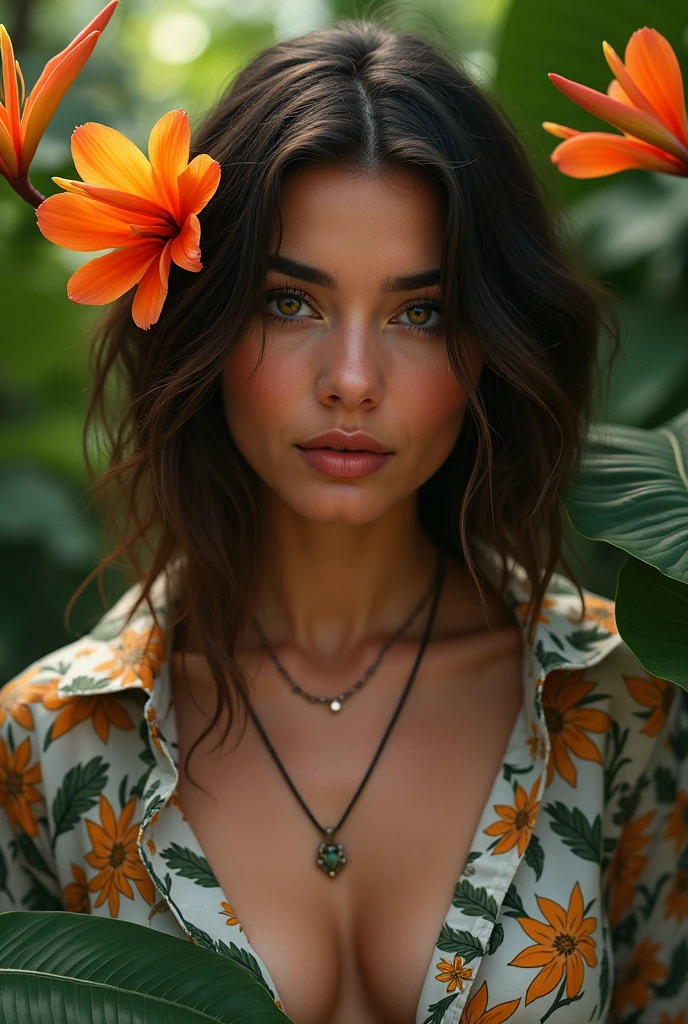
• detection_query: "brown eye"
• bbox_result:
[406,305,433,326]
[276,295,303,316]
[397,300,442,334]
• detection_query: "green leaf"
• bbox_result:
[561,413,688,688]
[0,912,287,1022]
[501,883,528,920]
[422,994,457,1024]
[544,802,601,862]
[452,879,498,921]
[524,833,544,880]
[615,556,688,689]
[51,757,109,846]
[160,843,219,888]
[436,924,484,962]
[487,922,504,955]
[14,834,57,881]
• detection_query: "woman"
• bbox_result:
[1,17,686,1024]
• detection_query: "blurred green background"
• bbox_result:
[1,0,687,682]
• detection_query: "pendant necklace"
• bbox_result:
[251,556,438,713]
[247,550,446,877]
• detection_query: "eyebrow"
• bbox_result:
[266,254,441,293]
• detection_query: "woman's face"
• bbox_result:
[222,162,483,526]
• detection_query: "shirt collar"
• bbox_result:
[56,539,623,708]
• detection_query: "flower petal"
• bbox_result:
[550,131,687,178]
[0,26,21,155]
[19,32,100,173]
[524,957,563,1005]
[148,109,190,222]
[52,177,171,222]
[71,122,158,205]
[624,28,688,149]
[542,121,580,139]
[170,212,202,272]
[0,115,18,178]
[548,72,688,164]
[25,1,117,114]
[67,242,162,305]
[131,239,173,330]
[177,153,221,221]
[602,41,660,119]
[36,191,140,250]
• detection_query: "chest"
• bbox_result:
[170,630,524,1024]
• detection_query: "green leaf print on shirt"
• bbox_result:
[51,756,109,849]
[452,879,498,921]
[160,842,220,887]
[436,923,485,962]
[544,802,601,862]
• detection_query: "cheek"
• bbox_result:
[222,335,302,449]
[403,361,474,450]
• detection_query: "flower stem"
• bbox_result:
[10,174,45,208]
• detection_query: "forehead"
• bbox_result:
[271,162,446,274]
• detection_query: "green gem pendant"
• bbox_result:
[316,829,347,877]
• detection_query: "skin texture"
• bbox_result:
[171,162,524,1024]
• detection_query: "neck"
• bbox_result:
[250,489,441,664]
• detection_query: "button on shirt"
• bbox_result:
[1,542,687,1023]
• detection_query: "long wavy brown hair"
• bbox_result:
[68,16,621,781]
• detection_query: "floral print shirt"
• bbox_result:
[1,542,687,1024]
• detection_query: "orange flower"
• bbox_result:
[664,869,688,923]
[525,722,547,762]
[459,981,520,1024]
[664,789,688,854]
[0,665,50,730]
[604,811,655,927]
[36,109,221,330]
[543,28,688,178]
[90,624,166,692]
[85,793,156,917]
[611,937,667,1015]
[483,778,541,856]
[0,2,116,205]
[573,594,617,634]
[624,673,676,736]
[64,863,90,914]
[515,596,558,627]
[220,901,242,928]
[509,881,596,1005]
[542,669,611,787]
[0,735,42,836]
[41,682,133,744]
[435,955,473,993]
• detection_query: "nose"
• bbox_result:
[314,320,384,410]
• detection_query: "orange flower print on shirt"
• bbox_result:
[525,721,547,762]
[542,669,611,787]
[0,736,43,836]
[572,594,617,633]
[605,810,655,927]
[0,665,54,730]
[625,673,676,736]
[664,869,688,923]
[41,682,133,744]
[509,880,597,1005]
[435,955,473,993]
[458,980,520,1023]
[91,623,166,692]
[664,790,688,854]
[483,778,541,856]
[64,863,90,913]
[220,901,243,930]
[85,793,156,917]
[515,596,558,627]
[611,937,668,1015]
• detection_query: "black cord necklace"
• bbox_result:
[247,550,447,877]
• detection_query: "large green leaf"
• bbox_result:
[563,411,688,583]
[0,912,289,1023]
[563,409,688,687]
[615,556,688,688]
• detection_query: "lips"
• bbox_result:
[297,429,392,454]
